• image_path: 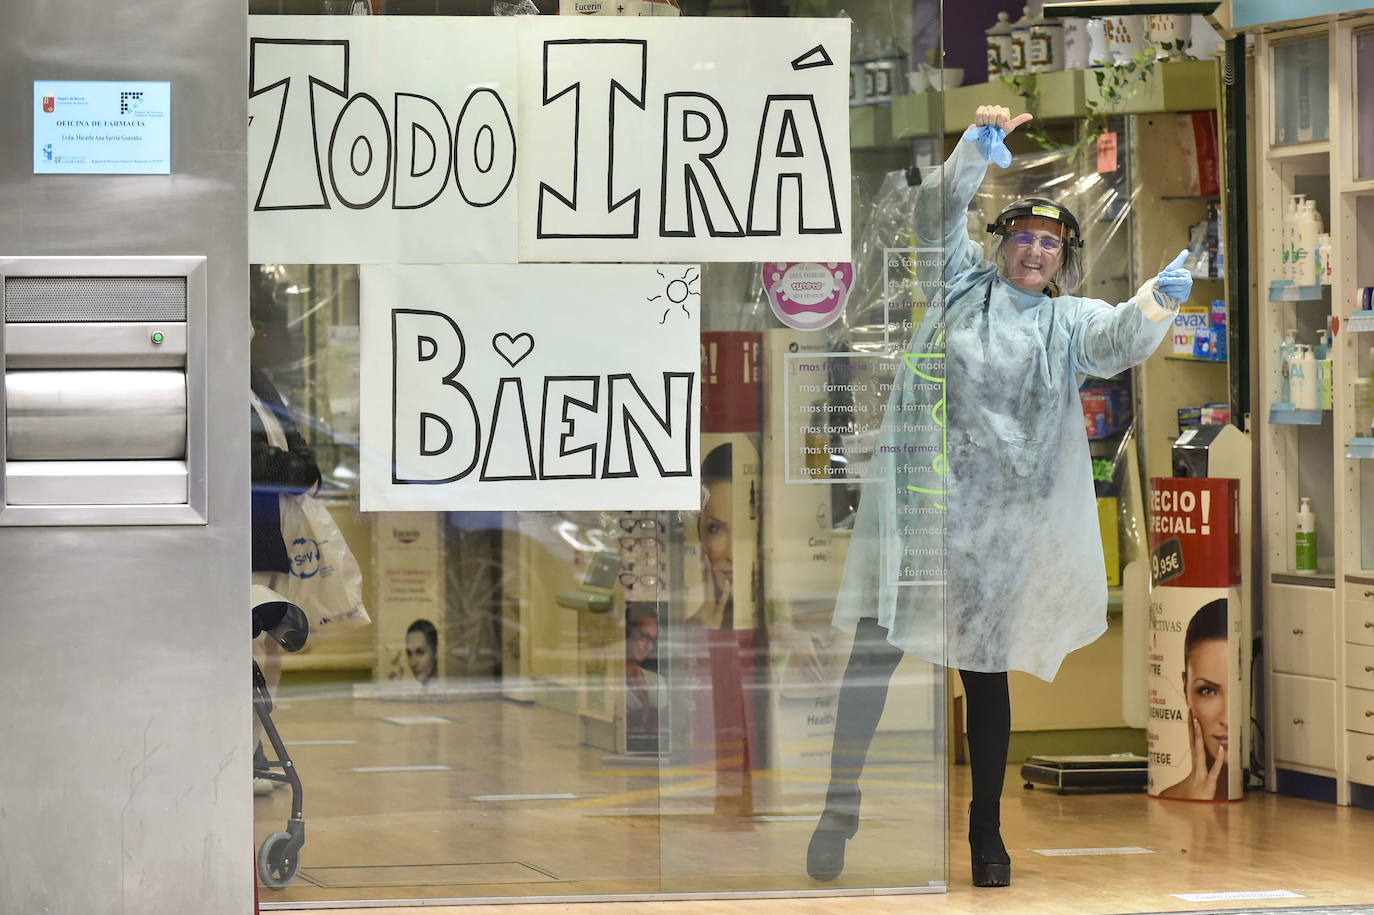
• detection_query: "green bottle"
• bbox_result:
[1295,497,1317,573]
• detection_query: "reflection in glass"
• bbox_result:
[250,1,948,906]
[1272,36,1330,146]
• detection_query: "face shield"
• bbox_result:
[987,198,1085,294]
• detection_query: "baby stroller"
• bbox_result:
[252,585,309,889]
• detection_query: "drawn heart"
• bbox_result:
[492,332,535,368]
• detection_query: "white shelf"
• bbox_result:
[1267,140,1331,160]
[1347,311,1374,333]
[1271,570,1336,587]
[1270,404,1326,424]
[1347,438,1374,459]
[1268,281,1328,301]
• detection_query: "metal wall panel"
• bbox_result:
[0,1,250,913]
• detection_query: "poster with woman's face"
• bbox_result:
[624,604,662,751]
[406,619,439,686]
[373,512,446,686]
[1148,592,1240,800]
[685,433,760,630]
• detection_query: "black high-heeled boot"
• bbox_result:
[806,786,861,881]
[968,803,1011,887]
[806,809,858,881]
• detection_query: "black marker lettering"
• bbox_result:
[392,309,480,484]
[393,93,452,210]
[481,378,538,481]
[249,38,349,211]
[746,95,841,236]
[602,372,693,479]
[539,377,600,480]
[659,92,743,238]
[537,39,646,239]
[329,92,391,209]
[453,88,517,208]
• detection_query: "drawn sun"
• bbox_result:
[647,267,700,324]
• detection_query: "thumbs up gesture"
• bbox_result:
[974,106,1034,135]
[1154,249,1193,308]
[969,106,1034,168]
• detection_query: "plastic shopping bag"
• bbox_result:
[270,492,370,629]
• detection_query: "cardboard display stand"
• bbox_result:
[1147,477,1245,801]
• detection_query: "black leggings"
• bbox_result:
[823,618,1010,822]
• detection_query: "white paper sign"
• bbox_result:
[360,264,700,511]
[249,17,519,264]
[248,16,850,264]
[1031,847,1155,856]
[1171,890,1303,902]
[34,81,171,175]
[516,18,850,263]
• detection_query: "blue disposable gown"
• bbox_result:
[832,130,1173,681]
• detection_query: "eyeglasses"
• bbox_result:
[618,517,663,533]
[1008,230,1063,253]
[619,573,660,589]
[629,627,658,645]
[619,535,662,553]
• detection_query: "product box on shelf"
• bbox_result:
[1099,496,1121,587]
[1081,381,1132,439]
[558,0,679,13]
[1172,301,1227,361]
[1200,401,1231,425]
[1176,111,1220,197]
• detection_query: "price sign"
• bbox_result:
[1150,537,1184,586]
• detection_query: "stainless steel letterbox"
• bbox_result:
[0,257,208,525]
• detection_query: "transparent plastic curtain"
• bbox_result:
[656,20,949,896]
[969,138,1148,567]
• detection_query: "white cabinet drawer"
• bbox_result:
[1348,643,1374,692]
[1269,584,1336,678]
[1349,731,1374,786]
[1347,686,1374,737]
[1348,590,1374,647]
[1272,673,1336,770]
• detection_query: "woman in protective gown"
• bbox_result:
[807,106,1194,888]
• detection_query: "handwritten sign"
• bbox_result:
[249,16,851,264]
[1096,130,1118,174]
[360,264,701,511]
[248,17,520,264]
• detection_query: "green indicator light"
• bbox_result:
[151,332,165,344]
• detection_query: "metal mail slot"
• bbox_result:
[0,256,207,526]
[5,370,186,460]
[4,460,188,505]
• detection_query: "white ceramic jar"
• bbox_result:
[1104,14,1148,65]
[1028,17,1065,73]
[1063,18,1092,69]
[986,11,1014,80]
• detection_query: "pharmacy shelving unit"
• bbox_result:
[1255,12,1374,808]
[860,61,1234,487]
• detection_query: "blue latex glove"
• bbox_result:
[1154,249,1193,307]
[964,124,1012,168]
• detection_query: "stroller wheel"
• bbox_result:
[257,831,300,889]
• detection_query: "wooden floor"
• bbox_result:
[256,690,1374,914]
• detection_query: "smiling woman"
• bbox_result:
[1159,599,1229,800]
[986,197,1086,295]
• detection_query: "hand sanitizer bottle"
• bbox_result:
[1279,329,1298,404]
[1295,497,1317,573]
